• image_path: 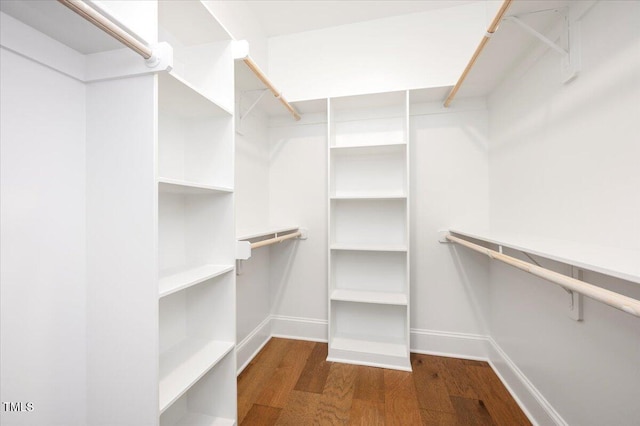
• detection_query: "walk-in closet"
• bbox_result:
[1,1,639,425]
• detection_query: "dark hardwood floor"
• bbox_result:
[237,338,530,425]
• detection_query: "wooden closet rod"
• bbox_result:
[58,0,153,60]
[251,231,302,250]
[444,0,513,107]
[242,56,301,121]
[447,234,640,318]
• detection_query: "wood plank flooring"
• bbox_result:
[237,338,530,426]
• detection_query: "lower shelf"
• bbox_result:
[329,334,410,371]
[159,264,234,298]
[159,339,235,413]
[166,413,235,426]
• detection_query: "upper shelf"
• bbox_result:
[446,0,573,103]
[236,226,300,241]
[0,0,123,55]
[450,229,640,285]
[158,0,230,46]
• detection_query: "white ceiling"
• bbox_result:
[243,0,477,37]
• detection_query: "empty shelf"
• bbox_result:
[450,229,640,285]
[331,243,407,252]
[159,264,234,298]
[331,289,407,305]
[236,225,299,241]
[331,335,407,358]
[159,339,234,413]
[166,412,235,426]
[158,178,233,195]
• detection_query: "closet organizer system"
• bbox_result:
[4,2,639,424]
[441,0,640,319]
[0,0,271,424]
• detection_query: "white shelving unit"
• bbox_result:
[157,3,236,424]
[328,91,411,371]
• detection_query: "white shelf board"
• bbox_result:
[158,178,233,195]
[159,72,233,118]
[159,264,234,298]
[236,225,299,241]
[159,339,235,414]
[330,141,406,150]
[159,0,230,46]
[452,0,572,100]
[330,194,407,200]
[330,243,407,252]
[167,413,235,426]
[331,289,407,306]
[450,229,640,285]
[331,335,407,358]
[0,1,123,55]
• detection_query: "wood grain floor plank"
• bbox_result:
[238,339,529,426]
[256,340,315,408]
[451,396,495,426]
[353,365,385,403]
[294,342,332,394]
[348,399,385,426]
[465,365,530,426]
[421,409,460,426]
[240,404,282,426]
[439,357,481,399]
[237,338,293,423]
[316,362,358,425]
[384,369,423,426]
[411,353,455,413]
[274,390,321,426]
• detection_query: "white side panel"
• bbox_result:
[86,75,157,424]
[0,48,87,425]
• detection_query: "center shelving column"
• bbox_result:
[327,91,411,371]
[157,2,236,425]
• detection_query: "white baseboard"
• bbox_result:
[236,321,564,425]
[270,314,328,342]
[236,316,271,375]
[487,337,567,426]
[410,328,491,360]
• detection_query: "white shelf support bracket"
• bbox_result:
[239,89,269,123]
[438,230,451,243]
[569,266,585,321]
[235,240,251,276]
[505,9,580,83]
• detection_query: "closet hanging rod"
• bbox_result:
[443,0,513,107]
[251,231,302,249]
[242,56,301,121]
[446,234,640,318]
[57,0,155,62]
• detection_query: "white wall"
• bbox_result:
[410,101,491,341]
[268,2,487,101]
[486,1,640,424]
[268,114,329,326]
[0,47,87,425]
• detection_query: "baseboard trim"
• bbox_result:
[410,328,491,360]
[236,316,271,375]
[487,337,567,426]
[270,314,328,342]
